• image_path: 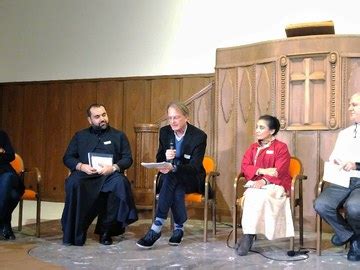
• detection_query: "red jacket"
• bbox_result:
[241,139,291,192]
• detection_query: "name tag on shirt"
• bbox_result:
[184,154,191,159]
[104,141,111,145]
[266,150,274,154]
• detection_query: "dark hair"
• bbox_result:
[86,103,106,117]
[258,115,281,136]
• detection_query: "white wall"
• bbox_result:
[1,0,359,82]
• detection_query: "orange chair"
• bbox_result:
[232,156,307,251]
[10,153,42,237]
[152,155,220,242]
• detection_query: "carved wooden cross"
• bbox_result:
[290,58,325,124]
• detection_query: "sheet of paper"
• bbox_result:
[88,152,113,171]
[323,161,352,188]
[141,162,172,169]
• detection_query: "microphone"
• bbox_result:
[287,250,309,257]
[167,141,175,165]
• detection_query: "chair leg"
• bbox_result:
[233,204,238,246]
[36,197,41,237]
[204,199,208,242]
[289,197,295,251]
[18,199,23,232]
[316,214,322,256]
[299,203,304,247]
[152,196,158,222]
[170,210,174,230]
[212,200,216,236]
[299,181,304,247]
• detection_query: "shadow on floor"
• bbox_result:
[2,218,356,270]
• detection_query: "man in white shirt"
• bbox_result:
[314,92,360,261]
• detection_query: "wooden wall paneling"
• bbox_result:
[345,57,360,126]
[232,66,256,218]
[255,63,276,119]
[180,76,213,101]
[294,130,319,229]
[123,80,151,184]
[22,83,47,196]
[236,66,255,167]
[43,82,72,201]
[0,84,24,154]
[192,89,213,156]
[150,78,180,122]
[215,68,237,212]
[276,131,295,156]
[96,80,124,130]
[318,130,339,232]
[133,124,159,208]
[70,82,97,135]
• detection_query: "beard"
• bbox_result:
[92,121,108,131]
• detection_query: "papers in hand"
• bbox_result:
[244,181,255,188]
[141,162,172,169]
[323,161,359,188]
[88,152,113,171]
[243,180,268,189]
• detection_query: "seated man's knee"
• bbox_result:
[314,197,330,215]
[65,174,83,191]
[345,201,360,220]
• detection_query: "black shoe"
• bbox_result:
[347,237,360,261]
[136,229,161,249]
[99,232,113,245]
[235,234,255,256]
[2,225,15,240]
[331,234,349,246]
[168,229,184,246]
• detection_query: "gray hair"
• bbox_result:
[167,101,189,117]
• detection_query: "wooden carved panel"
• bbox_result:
[256,63,275,118]
[345,57,360,126]
[236,67,255,167]
[216,68,237,208]
[280,52,340,130]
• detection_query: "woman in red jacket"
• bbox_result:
[235,115,294,256]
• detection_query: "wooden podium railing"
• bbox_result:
[133,82,215,209]
[133,124,159,209]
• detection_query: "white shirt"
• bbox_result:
[329,124,360,177]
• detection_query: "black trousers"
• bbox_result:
[61,171,138,246]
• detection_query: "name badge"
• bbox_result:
[266,150,274,154]
[104,141,111,145]
[184,154,191,159]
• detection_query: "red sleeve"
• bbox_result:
[262,143,290,187]
[241,144,260,181]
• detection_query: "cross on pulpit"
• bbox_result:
[290,58,326,124]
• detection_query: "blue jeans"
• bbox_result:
[314,177,360,242]
[0,172,23,225]
[156,173,187,225]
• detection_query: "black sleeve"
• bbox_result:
[0,130,15,165]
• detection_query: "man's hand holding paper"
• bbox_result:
[323,161,359,188]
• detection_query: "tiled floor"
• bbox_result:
[3,201,360,269]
